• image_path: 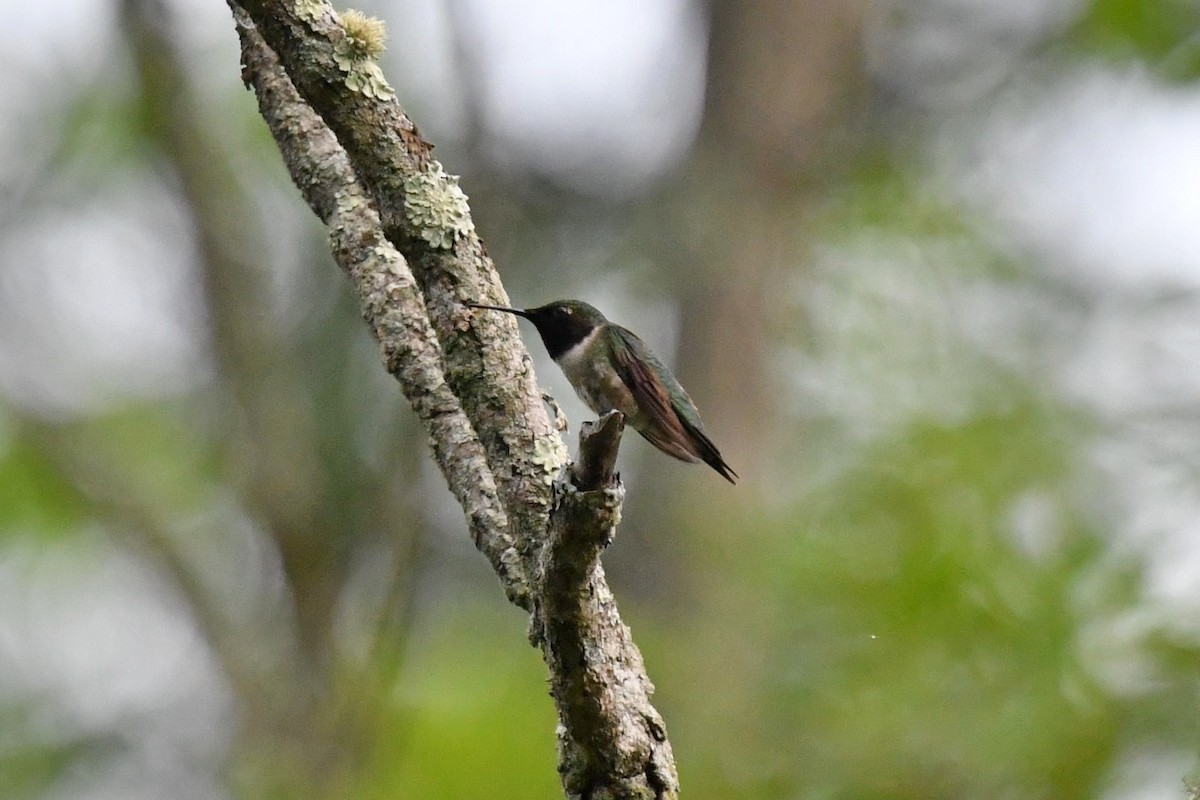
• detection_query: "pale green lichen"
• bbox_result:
[295,0,325,23]
[531,436,569,485]
[343,61,394,98]
[331,9,395,98]
[604,487,624,528]
[334,187,369,213]
[339,9,387,57]
[403,161,475,249]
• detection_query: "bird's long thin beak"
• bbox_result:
[466,302,531,319]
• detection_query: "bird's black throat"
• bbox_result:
[524,305,596,360]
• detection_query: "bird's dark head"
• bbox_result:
[467,299,607,359]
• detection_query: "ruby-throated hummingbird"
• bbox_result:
[467,300,737,484]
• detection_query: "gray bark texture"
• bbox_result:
[226,5,679,798]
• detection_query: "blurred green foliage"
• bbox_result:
[1075,0,1200,79]
[387,605,560,799]
[0,434,86,538]
[649,397,1173,799]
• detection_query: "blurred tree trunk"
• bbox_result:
[672,0,869,480]
[119,0,427,795]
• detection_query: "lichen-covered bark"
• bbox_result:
[227,6,679,797]
[230,8,527,604]
[539,413,679,799]
[233,0,563,586]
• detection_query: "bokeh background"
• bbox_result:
[4,0,1200,797]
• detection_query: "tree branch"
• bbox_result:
[539,413,679,798]
[572,410,626,492]
[231,0,565,589]
[227,7,679,796]
[229,6,528,605]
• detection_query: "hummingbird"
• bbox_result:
[467,299,737,484]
